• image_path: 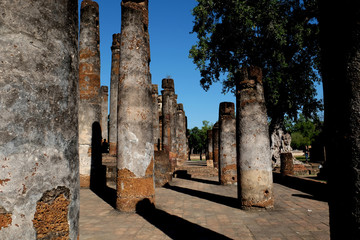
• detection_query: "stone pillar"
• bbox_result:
[171,95,179,165]
[116,0,154,212]
[100,86,109,141]
[236,66,273,209]
[158,95,163,150]
[218,102,237,185]
[212,122,220,169]
[0,1,79,239]
[207,130,213,160]
[152,84,160,151]
[109,33,121,156]
[176,104,187,166]
[161,78,177,170]
[79,0,101,188]
[280,153,294,176]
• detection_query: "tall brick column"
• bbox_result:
[176,104,188,166]
[100,86,109,141]
[212,122,220,169]
[116,0,155,212]
[219,102,237,185]
[236,66,273,209]
[109,33,121,156]
[158,95,163,150]
[79,0,101,188]
[207,130,213,160]
[0,1,79,239]
[152,84,160,150]
[162,78,177,170]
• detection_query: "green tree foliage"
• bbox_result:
[287,114,322,149]
[188,121,213,159]
[190,0,322,124]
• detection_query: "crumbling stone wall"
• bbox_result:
[116,0,155,212]
[79,0,101,188]
[109,33,121,156]
[219,102,237,185]
[236,66,273,209]
[0,1,79,238]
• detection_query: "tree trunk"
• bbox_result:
[319,1,360,238]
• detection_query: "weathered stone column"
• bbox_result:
[0,1,79,239]
[236,66,273,209]
[79,0,101,188]
[109,33,121,156]
[212,122,220,169]
[100,86,109,141]
[152,84,160,150]
[176,104,188,166]
[116,0,154,212]
[158,95,163,150]
[219,102,237,185]
[162,78,177,170]
[171,94,179,167]
[207,130,213,160]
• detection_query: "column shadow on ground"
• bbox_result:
[91,185,117,209]
[136,199,232,240]
[272,172,328,202]
[163,184,240,209]
[173,170,220,185]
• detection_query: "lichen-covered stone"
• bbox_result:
[236,66,273,209]
[0,1,79,238]
[79,0,101,188]
[116,0,154,212]
[219,102,237,185]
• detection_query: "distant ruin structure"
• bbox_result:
[79,0,101,188]
[152,84,160,150]
[161,78,177,170]
[116,0,155,212]
[219,102,237,185]
[0,1,79,238]
[236,66,273,209]
[176,104,187,166]
[100,86,109,141]
[212,122,220,169]
[109,33,121,156]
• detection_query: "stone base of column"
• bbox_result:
[207,160,214,167]
[169,151,178,172]
[239,170,274,209]
[116,161,155,212]
[220,164,237,185]
[155,150,172,187]
[80,175,90,188]
[109,142,117,156]
[281,152,294,176]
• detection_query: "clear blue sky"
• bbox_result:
[79,0,323,128]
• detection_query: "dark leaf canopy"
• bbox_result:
[190,0,322,121]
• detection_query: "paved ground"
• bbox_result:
[80,176,329,240]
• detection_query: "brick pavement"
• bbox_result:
[80,176,329,240]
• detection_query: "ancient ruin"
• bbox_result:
[236,66,273,209]
[109,33,121,156]
[212,122,220,169]
[176,104,188,166]
[116,0,155,212]
[152,84,160,150]
[161,78,177,170]
[79,0,101,188]
[218,102,237,185]
[100,86,109,142]
[0,1,79,238]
